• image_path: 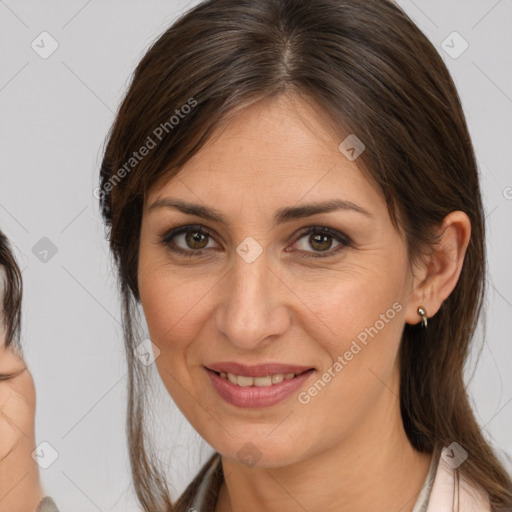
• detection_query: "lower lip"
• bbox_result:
[205,367,315,408]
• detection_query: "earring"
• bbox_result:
[417,306,428,328]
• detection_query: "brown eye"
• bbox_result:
[308,233,333,252]
[291,226,351,258]
[160,224,351,260]
[160,224,217,257]
[184,230,209,250]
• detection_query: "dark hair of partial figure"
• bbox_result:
[0,231,22,351]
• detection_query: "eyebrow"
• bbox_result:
[147,197,372,228]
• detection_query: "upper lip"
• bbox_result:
[205,362,314,378]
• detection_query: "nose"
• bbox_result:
[214,246,291,351]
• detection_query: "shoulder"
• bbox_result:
[426,455,491,512]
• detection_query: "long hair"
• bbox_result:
[98,0,512,510]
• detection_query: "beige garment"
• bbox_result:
[425,455,491,512]
[412,452,437,512]
[188,452,492,512]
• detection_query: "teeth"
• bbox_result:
[237,375,254,387]
[222,372,297,386]
[271,374,284,384]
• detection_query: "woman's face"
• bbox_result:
[138,94,417,467]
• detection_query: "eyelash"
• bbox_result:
[159,224,352,259]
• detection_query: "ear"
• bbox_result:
[405,211,471,326]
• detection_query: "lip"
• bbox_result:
[204,366,316,408]
[205,361,314,378]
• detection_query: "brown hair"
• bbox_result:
[98,0,512,510]
[0,231,22,352]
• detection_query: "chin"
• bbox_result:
[214,436,309,469]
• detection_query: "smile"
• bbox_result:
[204,364,315,408]
[219,371,299,387]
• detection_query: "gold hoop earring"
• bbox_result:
[417,306,428,328]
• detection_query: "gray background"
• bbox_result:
[0,0,511,510]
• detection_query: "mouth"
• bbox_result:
[211,368,311,387]
[204,363,316,408]
[205,361,314,378]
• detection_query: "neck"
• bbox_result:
[215,372,432,512]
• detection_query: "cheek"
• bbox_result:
[137,265,217,417]
[294,250,408,353]
[138,261,218,355]
[294,256,408,434]
[320,277,405,350]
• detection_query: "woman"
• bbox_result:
[95,0,512,511]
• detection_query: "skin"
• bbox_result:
[0,334,44,512]
[138,93,471,512]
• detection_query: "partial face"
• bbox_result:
[138,95,415,467]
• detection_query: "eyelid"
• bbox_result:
[0,367,26,381]
[159,223,352,258]
[158,224,218,255]
[289,226,352,258]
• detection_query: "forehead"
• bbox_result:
[146,95,385,219]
